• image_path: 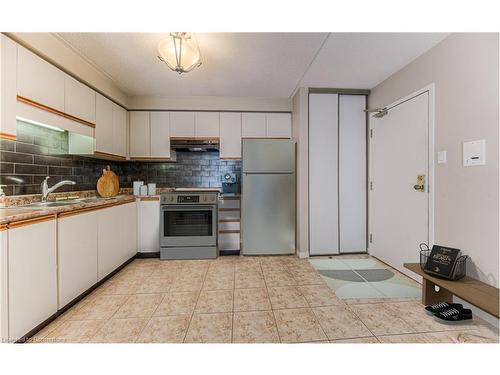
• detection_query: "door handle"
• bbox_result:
[413,174,425,192]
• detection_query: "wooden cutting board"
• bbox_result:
[96,165,120,197]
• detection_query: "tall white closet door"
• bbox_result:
[339,95,367,252]
[309,93,339,255]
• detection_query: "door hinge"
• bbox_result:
[369,233,373,243]
[369,181,373,190]
[370,129,373,138]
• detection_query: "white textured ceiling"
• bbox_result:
[55,32,448,98]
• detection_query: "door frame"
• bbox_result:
[368,83,435,254]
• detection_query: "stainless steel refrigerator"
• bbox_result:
[241,139,296,255]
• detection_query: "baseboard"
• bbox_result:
[219,250,240,256]
[136,252,160,259]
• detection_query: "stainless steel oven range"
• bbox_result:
[160,191,218,260]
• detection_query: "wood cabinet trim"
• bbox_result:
[219,157,241,160]
[218,208,240,212]
[219,229,240,234]
[139,197,160,201]
[130,157,171,161]
[17,95,96,128]
[94,150,127,161]
[0,223,8,231]
[8,214,56,229]
[0,132,16,140]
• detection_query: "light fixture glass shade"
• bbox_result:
[158,33,202,74]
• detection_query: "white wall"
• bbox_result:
[128,95,292,112]
[369,33,499,289]
[292,88,309,258]
[6,32,128,106]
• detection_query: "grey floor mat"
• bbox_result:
[355,269,395,282]
[319,270,365,282]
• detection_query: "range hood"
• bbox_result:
[170,138,219,152]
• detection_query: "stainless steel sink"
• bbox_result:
[19,200,82,208]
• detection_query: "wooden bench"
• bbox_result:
[404,263,499,318]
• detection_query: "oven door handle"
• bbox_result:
[161,205,216,211]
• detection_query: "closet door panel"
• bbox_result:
[309,93,339,255]
[339,95,367,253]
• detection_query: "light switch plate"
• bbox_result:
[437,150,447,164]
[463,139,486,167]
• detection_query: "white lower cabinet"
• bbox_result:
[8,218,57,340]
[138,199,160,253]
[122,202,138,261]
[57,211,98,308]
[97,206,124,281]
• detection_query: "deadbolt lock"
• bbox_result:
[413,174,425,192]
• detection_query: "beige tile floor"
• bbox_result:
[29,256,499,344]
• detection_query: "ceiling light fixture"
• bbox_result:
[157,32,202,74]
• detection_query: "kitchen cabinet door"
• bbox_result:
[219,112,242,159]
[58,211,98,308]
[195,112,219,137]
[122,202,138,260]
[150,111,171,158]
[241,113,266,138]
[266,113,291,138]
[64,75,96,124]
[17,45,65,112]
[138,199,160,253]
[112,103,127,157]
[1,35,17,139]
[129,111,151,158]
[97,206,124,280]
[170,112,195,137]
[95,93,114,154]
[8,218,57,340]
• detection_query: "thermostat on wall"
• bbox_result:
[463,139,486,167]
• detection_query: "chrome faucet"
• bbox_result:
[40,176,76,202]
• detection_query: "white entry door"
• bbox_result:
[369,90,432,279]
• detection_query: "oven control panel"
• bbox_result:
[161,193,218,205]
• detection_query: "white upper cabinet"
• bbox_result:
[266,113,291,138]
[129,111,151,158]
[195,112,219,137]
[95,93,114,154]
[1,34,17,138]
[17,45,65,112]
[219,112,242,159]
[64,75,96,123]
[170,112,195,137]
[242,113,266,138]
[112,103,127,157]
[150,112,171,158]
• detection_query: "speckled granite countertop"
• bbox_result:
[0,194,136,226]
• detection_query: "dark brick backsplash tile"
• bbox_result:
[14,184,39,195]
[0,151,33,164]
[15,142,48,155]
[0,162,14,174]
[1,146,241,195]
[1,185,13,195]
[0,139,15,152]
[1,175,33,185]
[48,166,72,175]
[33,155,63,166]
[15,163,48,175]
